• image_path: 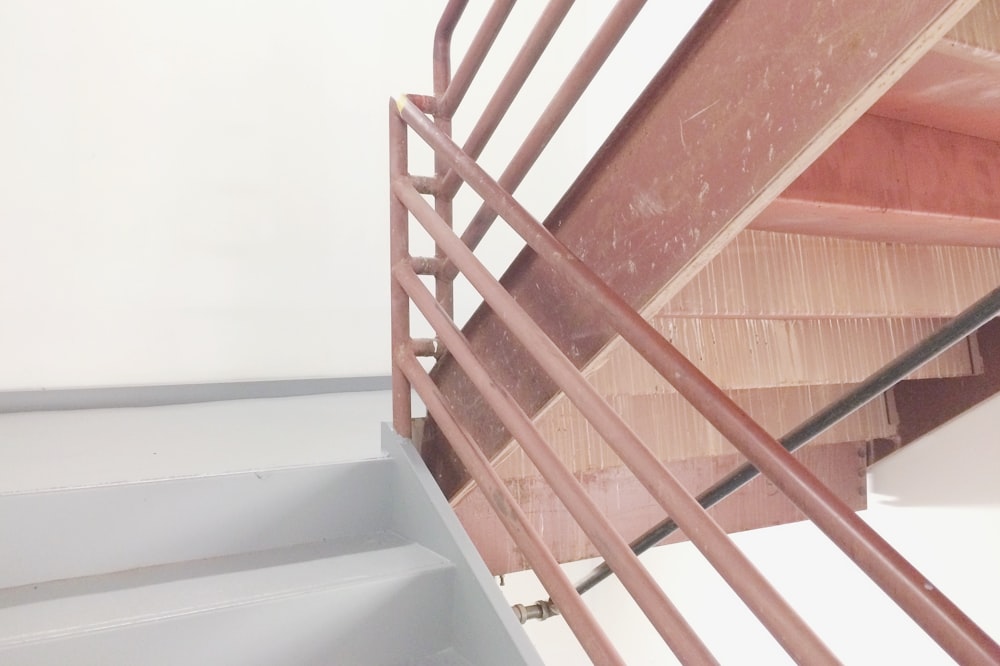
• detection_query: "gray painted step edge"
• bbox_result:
[382,425,543,666]
[0,458,394,589]
[0,538,457,666]
[0,376,392,414]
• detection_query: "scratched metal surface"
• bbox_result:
[420,0,983,498]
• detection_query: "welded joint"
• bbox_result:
[512,599,559,624]
[411,338,444,358]
[411,256,445,276]
[411,175,440,195]
[407,94,437,114]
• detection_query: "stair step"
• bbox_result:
[0,534,457,665]
[871,0,1000,144]
[489,383,895,479]
[667,231,1000,318]
[587,317,977,395]
[0,458,394,590]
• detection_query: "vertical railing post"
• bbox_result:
[389,99,412,438]
[431,2,464,319]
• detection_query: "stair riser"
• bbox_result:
[0,567,454,666]
[0,459,392,589]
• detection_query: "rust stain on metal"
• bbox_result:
[871,0,1000,143]
[669,231,1000,318]
[420,0,983,497]
[457,440,867,576]
[753,115,1000,245]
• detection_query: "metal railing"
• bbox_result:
[388,1,1000,663]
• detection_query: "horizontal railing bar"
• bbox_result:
[395,351,625,666]
[439,0,576,200]
[438,0,517,118]
[396,96,1000,665]
[574,284,1000,596]
[410,256,444,276]
[440,0,648,279]
[395,262,719,665]
[410,175,438,195]
[410,338,440,358]
[393,174,838,665]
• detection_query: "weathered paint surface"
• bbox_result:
[871,0,1000,143]
[457,440,867,575]
[476,382,895,494]
[892,317,1000,448]
[421,0,982,497]
[753,115,1000,245]
[668,231,1000,318]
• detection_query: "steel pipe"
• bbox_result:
[573,283,1000,596]
[440,0,649,279]
[396,96,1000,665]
[394,174,838,665]
[439,0,577,200]
[396,261,719,664]
[437,0,516,119]
[396,351,625,666]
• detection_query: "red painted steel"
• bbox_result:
[388,100,411,438]
[397,352,625,666]
[394,171,840,664]
[753,114,1000,246]
[397,97,1000,664]
[872,0,1000,144]
[893,318,1000,447]
[459,441,866,575]
[438,0,576,200]
[395,262,719,665]
[443,0,648,277]
[420,0,982,501]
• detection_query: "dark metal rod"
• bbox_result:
[396,261,718,665]
[396,96,1000,665]
[396,351,626,666]
[574,283,1000,597]
[394,174,838,665]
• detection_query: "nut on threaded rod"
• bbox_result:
[512,599,559,624]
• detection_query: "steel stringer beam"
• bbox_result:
[752,114,1000,246]
[421,0,980,497]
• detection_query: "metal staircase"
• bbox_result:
[389,0,1000,663]
[0,399,540,665]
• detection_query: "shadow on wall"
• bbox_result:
[869,392,1000,508]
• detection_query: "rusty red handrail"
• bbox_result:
[440,0,576,200]
[394,261,720,664]
[441,0,648,279]
[389,1,1000,663]
[397,352,624,665]
[394,92,1000,664]
[393,166,838,664]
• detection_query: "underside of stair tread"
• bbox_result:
[458,439,867,575]
[668,231,1000,318]
[0,533,452,647]
[870,0,1000,144]
[479,383,895,484]
[587,316,978,395]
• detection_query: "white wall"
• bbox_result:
[501,394,1000,664]
[0,1,708,390]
